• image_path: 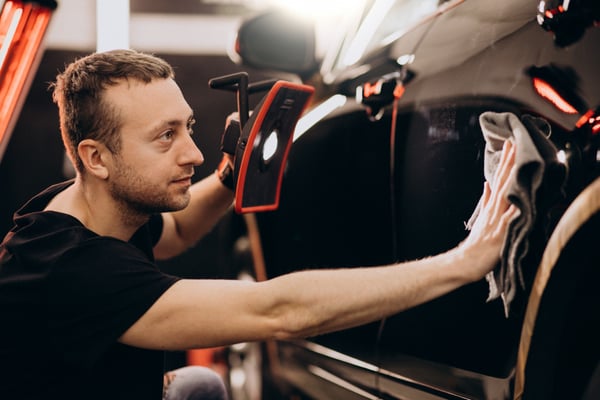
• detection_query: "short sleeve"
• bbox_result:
[46,238,179,368]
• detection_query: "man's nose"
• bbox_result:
[179,134,204,166]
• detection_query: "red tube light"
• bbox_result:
[532,77,579,114]
[575,109,600,135]
[0,0,56,162]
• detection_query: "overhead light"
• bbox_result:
[0,0,56,162]
[0,5,22,72]
[396,54,415,66]
[271,0,365,20]
[342,0,395,66]
[96,0,129,52]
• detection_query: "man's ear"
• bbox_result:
[78,139,110,179]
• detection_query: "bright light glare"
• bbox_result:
[270,0,366,20]
[96,0,130,52]
[342,0,395,66]
[230,368,246,389]
[0,7,22,72]
[293,95,347,142]
[262,130,279,162]
[557,150,567,164]
[268,0,367,63]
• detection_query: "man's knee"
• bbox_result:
[163,366,228,400]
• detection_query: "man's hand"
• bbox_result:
[216,112,239,191]
[460,139,519,281]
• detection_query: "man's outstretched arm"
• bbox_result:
[125,140,517,351]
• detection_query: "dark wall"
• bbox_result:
[0,49,274,278]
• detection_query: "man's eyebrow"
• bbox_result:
[149,113,195,132]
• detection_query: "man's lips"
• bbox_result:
[172,175,193,185]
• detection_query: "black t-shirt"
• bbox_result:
[0,180,181,399]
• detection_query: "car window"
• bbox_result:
[332,0,440,71]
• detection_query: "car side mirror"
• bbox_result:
[233,11,319,78]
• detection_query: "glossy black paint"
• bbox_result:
[229,0,600,398]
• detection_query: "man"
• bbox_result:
[0,49,517,400]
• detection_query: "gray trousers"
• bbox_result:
[163,366,228,400]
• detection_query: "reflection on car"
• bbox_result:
[223,0,600,399]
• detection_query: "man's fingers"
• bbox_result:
[492,140,515,192]
[478,139,515,229]
[489,140,516,215]
[494,204,519,238]
[480,181,492,209]
[481,181,491,207]
[490,165,514,220]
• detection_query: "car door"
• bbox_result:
[371,0,600,398]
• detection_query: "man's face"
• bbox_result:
[102,77,204,215]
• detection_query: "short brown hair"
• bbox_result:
[50,49,174,174]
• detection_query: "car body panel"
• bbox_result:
[229,0,600,398]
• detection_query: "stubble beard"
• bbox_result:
[109,159,191,221]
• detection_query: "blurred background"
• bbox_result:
[0,0,363,375]
[3,1,599,398]
[0,0,353,276]
[0,0,394,386]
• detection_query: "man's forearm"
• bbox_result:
[262,247,470,340]
[175,172,234,245]
[121,246,475,350]
[155,172,234,259]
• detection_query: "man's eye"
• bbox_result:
[160,130,174,141]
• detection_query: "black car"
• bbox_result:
[220,0,600,399]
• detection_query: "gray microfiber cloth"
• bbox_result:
[466,111,566,317]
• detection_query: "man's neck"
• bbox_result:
[45,178,148,241]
